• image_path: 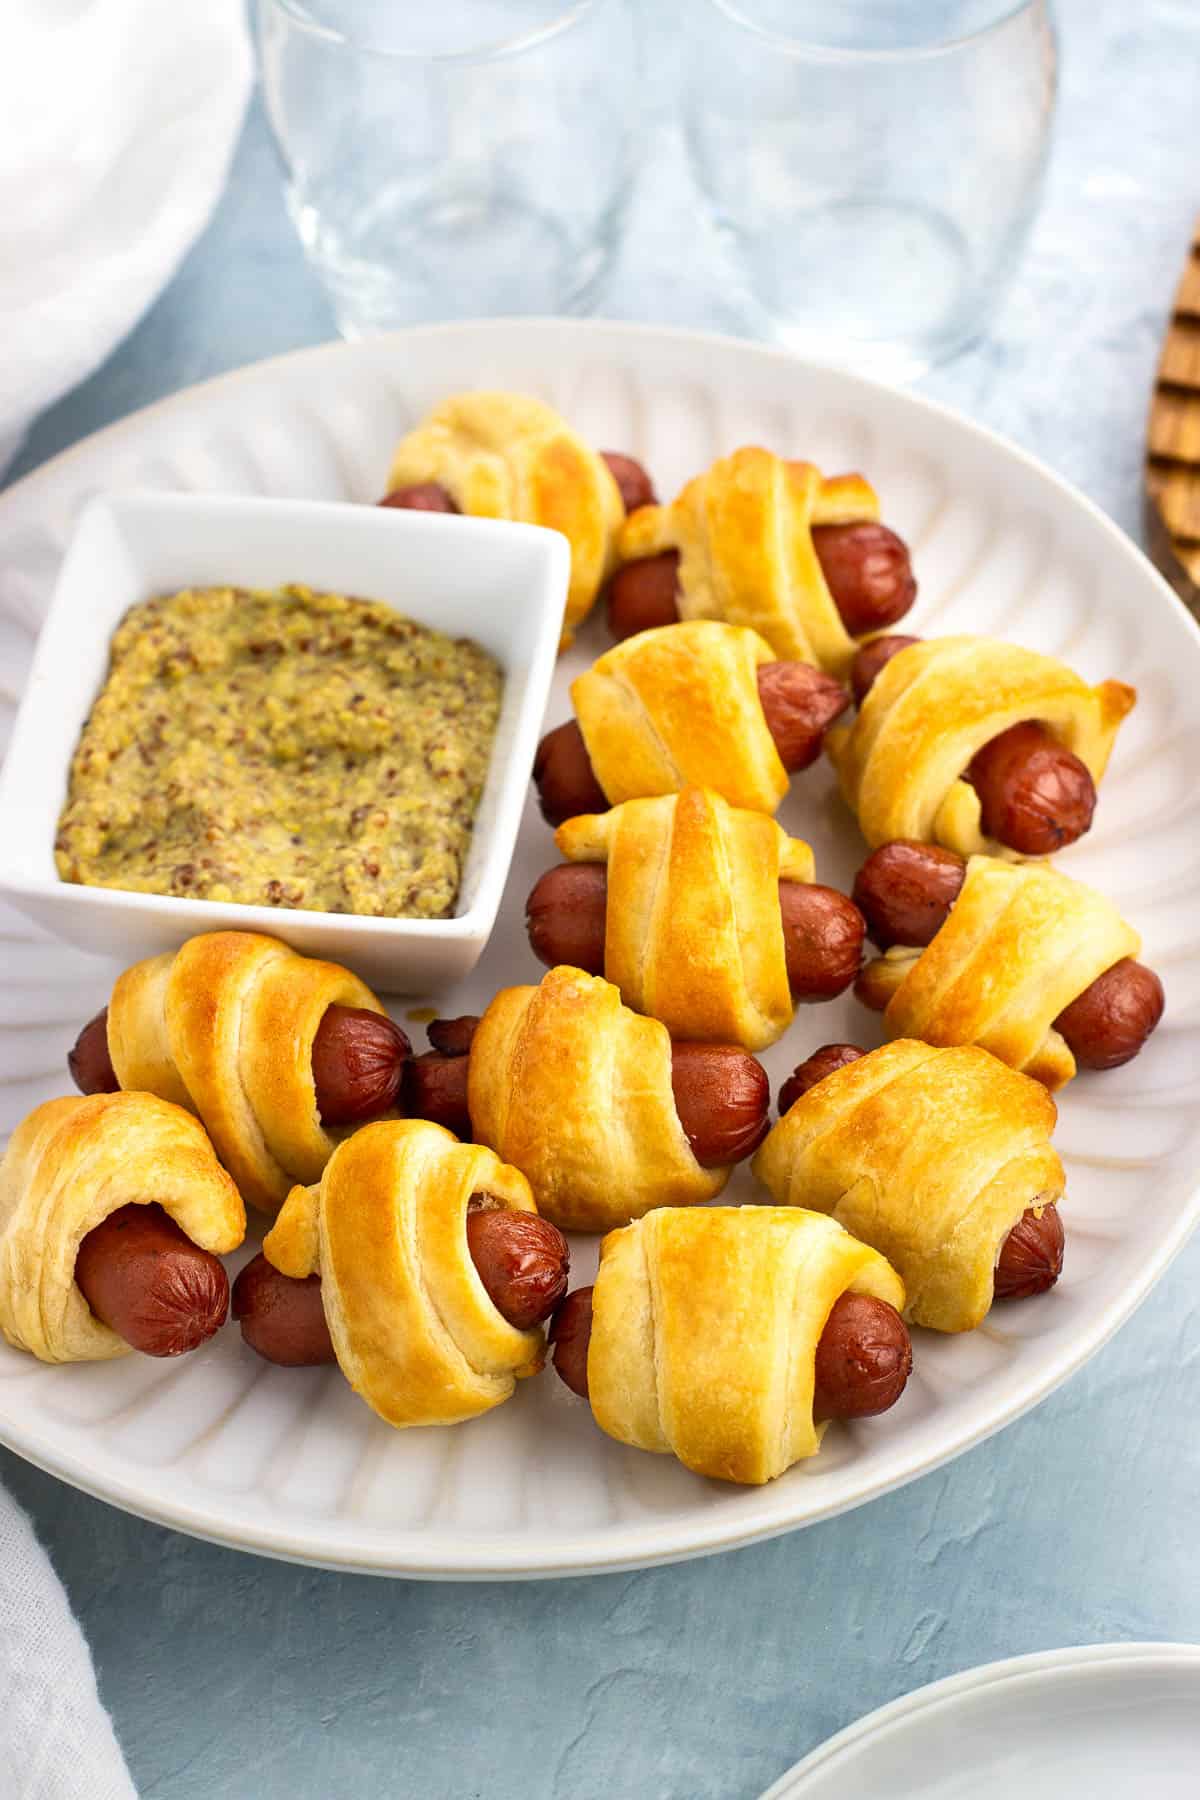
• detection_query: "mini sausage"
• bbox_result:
[993,1204,1065,1300]
[404,1049,473,1137]
[406,1019,768,1169]
[550,1284,911,1420]
[310,1005,411,1125]
[811,1291,913,1421]
[810,522,918,637]
[378,483,459,512]
[549,1285,594,1398]
[969,721,1097,855]
[404,1016,478,1138]
[525,863,609,974]
[850,632,922,706]
[1053,959,1165,1070]
[532,720,610,829]
[754,661,851,771]
[427,1015,482,1057]
[234,1201,569,1365]
[525,866,863,1003]
[75,1203,230,1357]
[777,1043,865,1115]
[232,1253,335,1366]
[606,551,680,641]
[669,1042,770,1165]
[70,1003,411,1127]
[778,883,866,1000]
[607,523,917,642]
[601,452,657,514]
[68,1008,118,1095]
[465,1205,570,1330]
[852,841,967,950]
[532,660,851,826]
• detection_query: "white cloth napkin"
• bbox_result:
[1,1482,136,1799]
[0,2,251,1790]
[0,0,254,474]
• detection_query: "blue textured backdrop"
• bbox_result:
[4,4,1200,1795]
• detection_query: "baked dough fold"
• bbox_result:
[386,390,624,644]
[570,619,789,815]
[467,966,728,1232]
[858,855,1142,1090]
[753,1040,1064,1332]
[0,1092,245,1363]
[589,1206,905,1483]
[618,447,880,676]
[555,786,815,1049]
[264,1120,544,1428]
[826,635,1136,856]
[107,931,387,1214]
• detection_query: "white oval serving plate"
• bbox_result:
[1,320,1198,1579]
[760,1642,1200,1798]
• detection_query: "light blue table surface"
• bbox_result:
[4,5,1200,1796]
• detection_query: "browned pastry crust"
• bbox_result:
[555,786,814,1049]
[0,1092,244,1363]
[754,1040,1064,1331]
[386,390,624,645]
[618,446,880,675]
[467,965,730,1232]
[856,856,1142,1090]
[107,930,387,1213]
[570,619,789,814]
[265,1120,544,1428]
[826,635,1136,856]
[589,1206,905,1483]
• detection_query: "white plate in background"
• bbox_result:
[760,1643,1200,1797]
[0,319,1197,1577]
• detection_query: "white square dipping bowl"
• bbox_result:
[0,491,569,991]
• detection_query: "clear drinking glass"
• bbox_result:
[685,0,1057,380]
[257,0,639,335]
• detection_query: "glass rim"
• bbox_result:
[258,0,602,63]
[702,0,1047,63]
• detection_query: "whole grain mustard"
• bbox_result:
[55,585,503,919]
